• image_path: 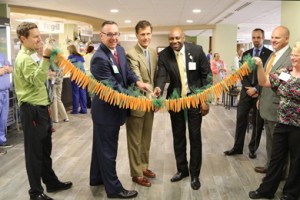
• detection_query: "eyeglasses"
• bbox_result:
[290,54,300,58]
[101,32,120,38]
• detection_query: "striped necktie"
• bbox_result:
[255,48,259,57]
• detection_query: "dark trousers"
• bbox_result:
[71,81,87,113]
[86,87,91,108]
[20,103,59,198]
[169,107,202,177]
[90,122,123,195]
[233,94,264,152]
[258,124,300,199]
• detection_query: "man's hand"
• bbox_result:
[256,99,260,110]
[153,87,161,98]
[0,68,5,76]
[43,44,53,57]
[136,81,152,93]
[3,65,13,74]
[245,87,257,97]
[200,103,209,116]
[253,57,263,67]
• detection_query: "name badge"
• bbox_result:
[188,62,196,70]
[278,72,291,82]
[31,53,40,63]
[112,65,119,74]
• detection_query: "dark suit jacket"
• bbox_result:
[155,42,211,99]
[260,47,292,121]
[240,46,273,98]
[90,43,138,126]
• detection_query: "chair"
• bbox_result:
[224,86,240,110]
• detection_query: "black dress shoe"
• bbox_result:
[249,190,274,199]
[30,193,53,200]
[280,195,296,200]
[224,148,243,156]
[46,181,72,193]
[191,177,201,190]
[107,189,138,199]
[170,172,189,182]
[249,151,257,159]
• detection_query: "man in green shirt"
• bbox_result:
[14,22,72,200]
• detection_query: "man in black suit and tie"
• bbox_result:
[224,28,272,159]
[89,20,150,199]
[155,27,211,190]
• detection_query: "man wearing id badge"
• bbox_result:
[155,27,211,190]
[89,20,151,199]
[14,22,72,200]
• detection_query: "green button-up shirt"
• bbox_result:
[14,45,50,106]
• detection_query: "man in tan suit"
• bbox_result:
[126,20,158,187]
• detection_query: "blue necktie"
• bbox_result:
[144,50,151,73]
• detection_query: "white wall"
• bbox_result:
[282,1,300,46]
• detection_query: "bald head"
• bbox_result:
[271,26,290,52]
[168,27,185,51]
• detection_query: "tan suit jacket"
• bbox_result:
[126,44,158,117]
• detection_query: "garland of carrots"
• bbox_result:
[53,52,253,112]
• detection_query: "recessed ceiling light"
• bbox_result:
[186,20,193,23]
[193,9,201,13]
[110,9,119,13]
[124,20,131,23]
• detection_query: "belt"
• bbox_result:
[22,102,48,108]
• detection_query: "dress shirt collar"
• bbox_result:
[253,45,263,56]
[272,44,289,64]
[137,43,148,52]
[173,44,186,56]
[274,44,289,57]
[21,45,36,55]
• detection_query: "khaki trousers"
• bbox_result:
[51,81,68,122]
[126,111,154,177]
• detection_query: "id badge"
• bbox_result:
[31,53,40,63]
[278,72,291,82]
[112,65,119,74]
[188,62,196,70]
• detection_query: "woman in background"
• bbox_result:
[83,44,95,108]
[211,53,227,104]
[51,65,69,123]
[67,44,87,114]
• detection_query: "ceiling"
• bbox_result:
[2,0,281,43]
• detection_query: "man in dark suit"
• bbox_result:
[89,20,150,199]
[155,27,211,190]
[224,28,272,159]
[253,26,291,175]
